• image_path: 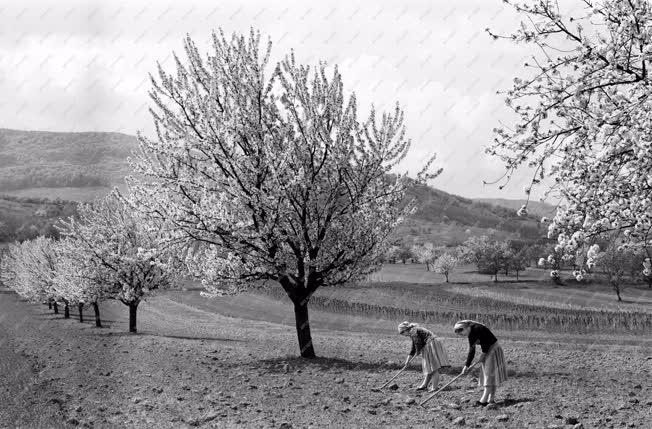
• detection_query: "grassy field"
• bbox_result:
[2,186,114,201]
[252,263,652,335]
[363,263,651,309]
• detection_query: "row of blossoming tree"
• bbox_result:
[1,192,178,333]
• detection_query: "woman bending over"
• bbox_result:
[454,319,508,405]
[398,321,450,391]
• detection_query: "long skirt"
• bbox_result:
[421,338,450,374]
[478,342,508,387]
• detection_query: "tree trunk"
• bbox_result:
[48,301,52,310]
[494,272,498,282]
[93,302,102,328]
[516,270,520,281]
[64,303,70,319]
[78,303,84,323]
[53,302,59,314]
[445,273,449,283]
[615,285,622,302]
[293,299,316,358]
[129,301,139,333]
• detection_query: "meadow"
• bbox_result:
[254,263,652,335]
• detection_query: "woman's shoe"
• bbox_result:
[475,401,488,407]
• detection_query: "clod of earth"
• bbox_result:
[446,402,461,410]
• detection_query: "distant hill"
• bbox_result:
[0,128,549,244]
[394,184,547,245]
[474,197,558,219]
[0,128,138,192]
[0,194,77,242]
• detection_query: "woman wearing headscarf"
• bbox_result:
[454,319,508,405]
[398,321,450,391]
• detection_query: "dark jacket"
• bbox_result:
[465,322,497,367]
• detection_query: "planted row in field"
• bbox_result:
[259,287,651,334]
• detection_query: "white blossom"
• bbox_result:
[491,0,652,257]
[125,29,440,355]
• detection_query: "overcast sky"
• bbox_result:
[0,0,582,201]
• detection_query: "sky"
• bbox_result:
[0,0,581,200]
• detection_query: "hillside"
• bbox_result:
[0,129,547,244]
[395,184,547,244]
[0,128,138,191]
[0,194,78,242]
[474,197,557,219]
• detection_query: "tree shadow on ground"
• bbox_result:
[255,356,471,375]
[145,332,246,342]
[258,356,396,373]
[491,397,535,408]
[34,312,118,325]
[615,299,645,304]
[94,331,244,342]
[509,369,571,378]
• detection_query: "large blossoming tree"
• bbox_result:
[489,0,652,262]
[128,29,439,358]
[58,191,178,333]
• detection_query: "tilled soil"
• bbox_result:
[0,288,650,428]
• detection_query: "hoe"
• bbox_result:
[419,361,479,407]
[373,354,417,391]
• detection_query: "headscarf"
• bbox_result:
[398,321,416,334]
[453,319,485,333]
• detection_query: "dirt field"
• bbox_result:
[1,286,650,428]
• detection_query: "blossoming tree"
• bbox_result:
[128,29,439,358]
[433,253,458,283]
[1,236,69,317]
[51,238,108,327]
[411,243,437,271]
[489,0,652,264]
[462,236,511,282]
[59,191,178,333]
[592,241,637,301]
